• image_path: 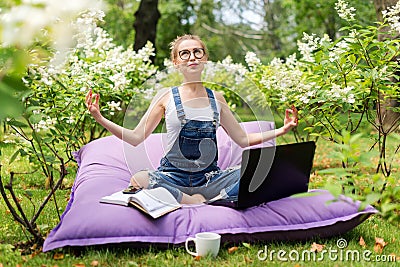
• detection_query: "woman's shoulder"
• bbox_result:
[152,87,172,107]
[210,90,227,104]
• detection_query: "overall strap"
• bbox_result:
[171,86,186,123]
[206,88,220,126]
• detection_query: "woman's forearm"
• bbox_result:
[95,115,144,146]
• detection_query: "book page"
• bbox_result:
[100,190,130,206]
[131,188,180,212]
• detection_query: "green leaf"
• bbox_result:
[319,168,354,177]
[380,203,398,213]
[7,119,28,128]
[0,84,24,120]
[9,149,20,164]
[1,74,29,92]
[29,114,42,124]
[365,192,381,205]
[24,190,33,198]
[242,242,251,249]
[324,182,343,198]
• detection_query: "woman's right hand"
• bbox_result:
[85,89,102,120]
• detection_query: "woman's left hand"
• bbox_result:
[282,105,298,134]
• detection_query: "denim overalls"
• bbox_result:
[148,86,240,202]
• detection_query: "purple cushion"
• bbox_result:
[43,121,377,251]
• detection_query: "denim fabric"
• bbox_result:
[148,87,240,202]
[148,166,240,202]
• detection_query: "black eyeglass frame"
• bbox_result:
[178,48,205,60]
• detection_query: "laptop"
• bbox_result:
[207,141,316,209]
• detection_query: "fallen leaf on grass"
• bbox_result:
[359,236,366,248]
[194,256,202,261]
[244,256,253,263]
[90,260,99,266]
[228,246,238,254]
[374,237,388,254]
[310,242,325,253]
[53,253,64,260]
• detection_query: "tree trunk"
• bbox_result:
[373,0,400,133]
[133,0,160,60]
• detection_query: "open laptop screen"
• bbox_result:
[237,141,316,208]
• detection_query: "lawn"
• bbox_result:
[1,116,399,267]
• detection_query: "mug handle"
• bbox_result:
[185,237,197,257]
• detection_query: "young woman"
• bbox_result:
[85,34,298,204]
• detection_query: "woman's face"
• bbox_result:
[174,39,207,75]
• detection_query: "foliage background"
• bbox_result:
[0,1,398,265]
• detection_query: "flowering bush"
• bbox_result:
[247,1,400,139]
[1,9,157,244]
[8,9,158,162]
[245,0,400,223]
[0,0,104,121]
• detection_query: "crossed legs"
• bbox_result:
[130,171,205,204]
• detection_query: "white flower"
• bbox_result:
[343,86,354,93]
[107,101,122,115]
[109,73,130,91]
[218,56,248,77]
[329,51,339,62]
[270,57,284,68]
[285,54,298,69]
[326,83,356,104]
[108,101,122,110]
[320,34,332,45]
[335,0,356,21]
[346,94,355,104]
[382,1,400,33]
[32,115,57,132]
[163,59,174,69]
[297,33,320,62]
[245,52,261,70]
[221,56,233,65]
[66,116,75,124]
[300,95,310,104]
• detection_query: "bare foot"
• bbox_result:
[181,193,206,204]
[192,193,206,203]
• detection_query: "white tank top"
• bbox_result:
[163,90,221,154]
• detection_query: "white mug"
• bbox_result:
[185,232,221,257]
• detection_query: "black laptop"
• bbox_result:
[208,141,316,209]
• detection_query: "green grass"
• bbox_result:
[1,115,399,266]
[0,215,398,266]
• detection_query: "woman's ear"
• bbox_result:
[173,60,180,69]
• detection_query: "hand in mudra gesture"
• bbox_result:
[282,105,298,134]
[85,89,102,120]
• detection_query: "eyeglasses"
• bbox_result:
[178,48,205,60]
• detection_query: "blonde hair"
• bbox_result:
[169,34,208,61]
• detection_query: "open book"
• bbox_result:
[100,187,181,219]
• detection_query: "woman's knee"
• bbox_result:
[130,170,149,188]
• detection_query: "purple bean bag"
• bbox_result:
[43,121,377,252]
